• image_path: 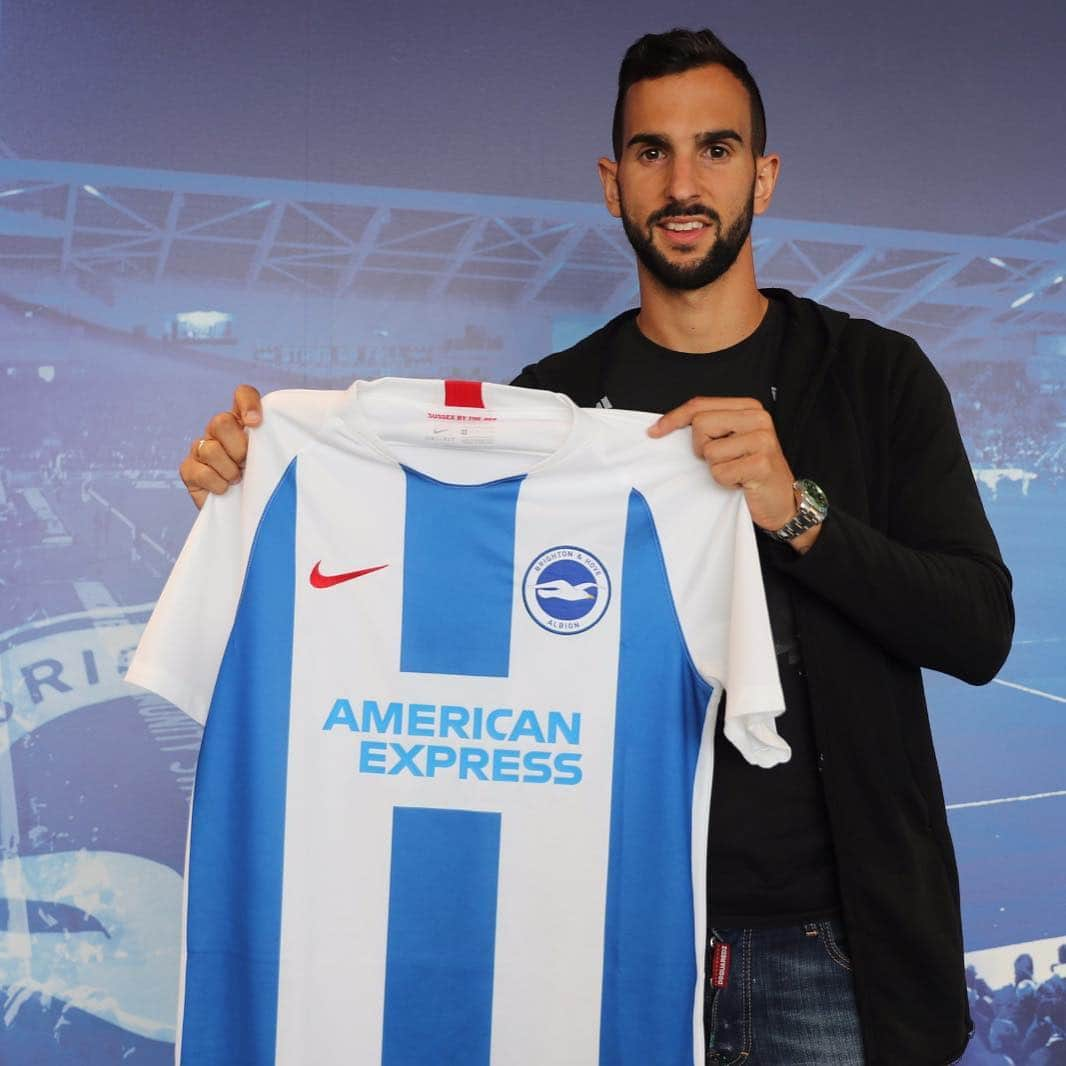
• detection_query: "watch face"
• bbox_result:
[797,478,828,515]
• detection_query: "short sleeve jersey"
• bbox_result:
[127,378,787,1066]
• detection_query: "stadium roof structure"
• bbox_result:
[1,158,1064,357]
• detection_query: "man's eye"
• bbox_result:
[706,144,730,159]
[639,147,664,161]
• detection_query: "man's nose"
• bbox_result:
[665,152,700,204]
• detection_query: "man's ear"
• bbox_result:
[598,156,622,219]
[753,153,780,217]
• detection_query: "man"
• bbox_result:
[180,28,1013,1066]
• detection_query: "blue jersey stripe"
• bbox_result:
[382,807,502,1066]
[180,459,298,1066]
[400,471,522,677]
[599,489,712,1066]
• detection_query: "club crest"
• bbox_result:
[522,546,611,634]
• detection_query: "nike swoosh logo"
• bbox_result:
[309,562,388,588]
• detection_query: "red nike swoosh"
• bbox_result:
[309,562,388,588]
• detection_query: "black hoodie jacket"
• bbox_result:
[512,288,1015,1066]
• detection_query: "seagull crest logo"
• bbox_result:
[523,547,611,634]
[535,579,603,602]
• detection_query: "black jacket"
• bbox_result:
[512,288,1015,1066]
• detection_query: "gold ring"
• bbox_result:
[196,438,210,460]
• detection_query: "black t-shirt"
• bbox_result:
[604,299,841,926]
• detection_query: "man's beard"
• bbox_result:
[619,187,754,292]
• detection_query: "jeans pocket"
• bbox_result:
[706,930,752,1065]
[818,918,854,972]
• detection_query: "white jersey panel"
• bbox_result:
[588,408,789,768]
[274,448,407,1064]
[488,467,630,1065]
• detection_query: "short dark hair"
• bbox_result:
[612,28,767,160]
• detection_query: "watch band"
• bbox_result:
[771,479,828,541]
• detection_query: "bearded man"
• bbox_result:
[181,29,1013,1066]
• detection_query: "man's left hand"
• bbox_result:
[648,396,820,553]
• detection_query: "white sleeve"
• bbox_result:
[124,487,245,725]
[626,428,790,768]
[125,386,345,724]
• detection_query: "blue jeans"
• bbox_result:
[705,918,866,1065]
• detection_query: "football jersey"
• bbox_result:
[127,378,788,1066]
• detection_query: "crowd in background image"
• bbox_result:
[3,287,1065,487]
[946,360,1066,482]
[0,376,181,476]
[1,340,1064,596]
[2,359,1064,482]
[966,948,1066,1065]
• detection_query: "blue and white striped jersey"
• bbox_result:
[128,378,787,1066]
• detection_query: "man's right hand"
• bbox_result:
[179,385,263,509]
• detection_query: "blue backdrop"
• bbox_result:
[0,1,1064,1062]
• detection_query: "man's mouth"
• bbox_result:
[655,216,715,247]
[660,219,708,232]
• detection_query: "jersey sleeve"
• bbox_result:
[125,387,346,724]
[607,413,789,768]
[124,486,246,724]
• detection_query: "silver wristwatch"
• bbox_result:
[771,479,828,541]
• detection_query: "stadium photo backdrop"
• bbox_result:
[1,1,1064,1063]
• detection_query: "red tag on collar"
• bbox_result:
[710,941,732,989]
[444,380,485,408]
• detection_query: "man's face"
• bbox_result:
[619,174,754,291]
[599,64,776,292]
